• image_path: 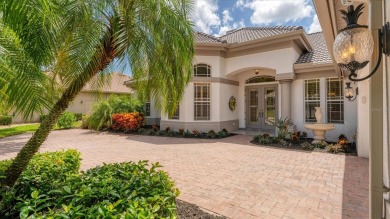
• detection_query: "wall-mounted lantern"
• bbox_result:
[333,3,390,81]
[345,82,358,101]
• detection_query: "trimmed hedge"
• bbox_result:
[0,150,178,218]
[112,112,144,132]
[0,115,12,125]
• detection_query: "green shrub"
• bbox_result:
[313,141,327,149]
[0,115,12,125]
[74,113,83,121]
[57,112,76,129]
[301,142,314,150]
[81,115,89,129]
[1,158,178,218]
[0,150,81,217]
[88,101,113,130]
[88,96,144,130]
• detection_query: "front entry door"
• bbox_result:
[246,85,278,130]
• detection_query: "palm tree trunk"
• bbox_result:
[3,34,116,187]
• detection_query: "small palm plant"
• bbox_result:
[272,117,293,140]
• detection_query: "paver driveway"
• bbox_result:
[0,129,368,219]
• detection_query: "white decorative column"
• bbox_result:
[279,80,292,119]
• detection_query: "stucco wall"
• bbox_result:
[226,47,298,76]
[291,78,357,143]
[12,92,130,123]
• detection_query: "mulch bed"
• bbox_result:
[109,126,236,140]
[176,200,227,219]
[251,138,357,155]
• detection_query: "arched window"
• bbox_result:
[246,76,275,84]
[194,64,211,77]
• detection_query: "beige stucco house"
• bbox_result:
[13,73,132,123]
[130,27,361,152]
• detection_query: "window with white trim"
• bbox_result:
[326,78,344,124]
[194,83,210,120]
[194,64,211,77]
[304,79,320,123]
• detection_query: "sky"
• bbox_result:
[189,0,322,36]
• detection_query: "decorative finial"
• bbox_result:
[340,3,364,26]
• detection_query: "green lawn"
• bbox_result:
[0,121,82,139]
[0,124,40,138]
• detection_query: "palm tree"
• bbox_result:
[0,0,194,187]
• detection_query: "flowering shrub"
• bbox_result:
[111,113,144,132]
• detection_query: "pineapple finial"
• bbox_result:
[340,3,365,26]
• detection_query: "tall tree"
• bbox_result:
[0,0,194,187]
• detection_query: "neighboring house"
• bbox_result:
[126,27,359,148]
[13,73,132,123]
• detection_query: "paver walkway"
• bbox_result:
[0,129,369,219]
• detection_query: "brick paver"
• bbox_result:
[0,129,369,219]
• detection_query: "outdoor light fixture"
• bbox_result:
[255,69,259,75]
[345,82,358,101]
[333,3,390,81]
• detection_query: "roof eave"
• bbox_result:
[293,62,335,73]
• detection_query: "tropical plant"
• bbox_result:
[0,0,194,186]
[111,112,144,132]
[87,100,113,130]
[272,117,293,140]
[56,112,76,129]
[0,115,12,125]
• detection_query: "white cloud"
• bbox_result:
[190,0,220,34]
[218,18,245,36]
[307,14,322,33]
[243,0,313,25]
[235,0,246,8]
[222,9,233,25]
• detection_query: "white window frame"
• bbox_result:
[194,64,211,77]
[194,83,211,121]
[326,78,344,124]
[304,79,320,123]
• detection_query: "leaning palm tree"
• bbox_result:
[0,0,194,187]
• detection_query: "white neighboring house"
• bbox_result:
[126,26,362,154]
[12,73,132,123]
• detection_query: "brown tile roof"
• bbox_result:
[295,32,333,64]
[82,73,132,94]
[195,32,227,44]
[218,26,303,44]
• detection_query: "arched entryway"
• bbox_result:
[245,75,278,131]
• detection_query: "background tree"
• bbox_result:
[0,0,194,187]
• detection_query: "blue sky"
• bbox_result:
[190,0,321,36]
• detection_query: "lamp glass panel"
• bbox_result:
[345,87,354,98]
[333,27,374,65]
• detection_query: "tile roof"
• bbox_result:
[218,26,303,44]
[195,32,226,44]
[295,32,333,64]
[82,73,132,94]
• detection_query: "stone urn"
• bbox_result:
[315,107,322,123]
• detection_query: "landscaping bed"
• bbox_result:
[128,125,235,139]
[177,200,226,219]
[251,133,357,155]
